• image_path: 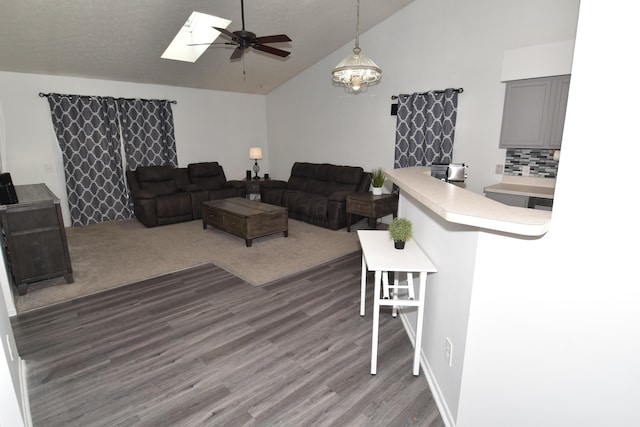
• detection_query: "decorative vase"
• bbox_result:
[394,240,405,250]
[372,186,383,196]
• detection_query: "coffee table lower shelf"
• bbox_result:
[202,198,288,247]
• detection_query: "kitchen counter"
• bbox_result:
[385,166,551,236]
[483,175,555,199]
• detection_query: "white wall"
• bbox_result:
[0,257,25,426]
[399,194,477,424]
[266,0,580,195]
[0,71,268,226]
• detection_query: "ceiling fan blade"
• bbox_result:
[213,27,240,43]
[254,34,292,44]
[230,47,244,60]
[253,44,290,58]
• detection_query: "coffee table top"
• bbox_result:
[203,197,286,217]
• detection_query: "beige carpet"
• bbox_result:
[14,217,366,313]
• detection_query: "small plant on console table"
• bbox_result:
[371,168,385,195]
[388,217,412,249]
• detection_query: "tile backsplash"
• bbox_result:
[504,148,559,178]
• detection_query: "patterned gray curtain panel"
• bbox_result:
[394,89,458,168]
[117,99,178,170]
[47,94,133,226]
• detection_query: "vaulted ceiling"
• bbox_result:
[0,0,416,94]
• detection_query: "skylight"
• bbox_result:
[161,11,231,63]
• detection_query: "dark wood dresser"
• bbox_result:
[0,183,73,295]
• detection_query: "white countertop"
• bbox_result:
[385,167,551,237]
[483,175,555,199]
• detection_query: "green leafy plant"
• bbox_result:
[388,217,412,242]
[371,168,386,188]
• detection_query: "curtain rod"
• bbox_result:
[391,88,463,100]
[39,92,177,104]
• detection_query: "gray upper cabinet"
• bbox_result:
[499,75,570,149]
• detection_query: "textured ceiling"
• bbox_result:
[0,0,415,95]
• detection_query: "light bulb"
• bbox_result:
[351,75,362,93]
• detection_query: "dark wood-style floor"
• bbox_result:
[12,252,445,427]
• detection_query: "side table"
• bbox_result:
[346,193,399,232]
[244,178,266,200]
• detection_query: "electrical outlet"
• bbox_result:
[445,338,453,367]
[495,164,503,174]
[522,165,530,176]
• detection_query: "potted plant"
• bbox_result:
[371,168,385,196]
[388,217,412,249]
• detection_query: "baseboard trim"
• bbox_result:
[20,359,32,427]
[398,308,456,427]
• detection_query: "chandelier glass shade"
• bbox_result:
[332,0,382,94]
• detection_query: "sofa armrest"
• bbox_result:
[132,197,158,227]
[226,180,246,190]
[260,179,288,190]
[356,172,372,193]
[131,190,157,200]
[328,191,351,203]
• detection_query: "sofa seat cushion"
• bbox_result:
[140,180,178,196]
[282,190,328,220]
[155,193,192,219]
[188,162,226,190]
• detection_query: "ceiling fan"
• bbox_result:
[202,0,292,61]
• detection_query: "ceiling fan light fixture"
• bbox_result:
[332,0,382,94]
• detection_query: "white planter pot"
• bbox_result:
[372,187,383,196]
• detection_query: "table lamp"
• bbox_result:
[249,147,262,180]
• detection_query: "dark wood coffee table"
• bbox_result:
[202,198,288,247]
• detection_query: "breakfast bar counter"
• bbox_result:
[385,166,551,236]
[381,166,556,425]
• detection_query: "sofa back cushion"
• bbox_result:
[136,165,178,196]
[188,162,227,190]
[288,162,364,196]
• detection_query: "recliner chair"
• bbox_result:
[187,162,246,219]
[126,165,197,227]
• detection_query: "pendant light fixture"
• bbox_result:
[332,0,382,94]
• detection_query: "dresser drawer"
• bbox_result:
[4,206,60,233]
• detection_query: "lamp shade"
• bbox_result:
[249,147,263,160]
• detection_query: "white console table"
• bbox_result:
[357,230,437,375]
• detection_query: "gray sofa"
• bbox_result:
[260,162,371,230]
